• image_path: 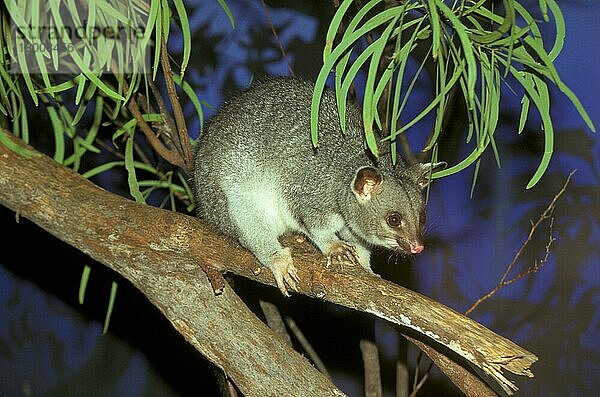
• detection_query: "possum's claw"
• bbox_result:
[270,247,299,297]
[327,241,360,269]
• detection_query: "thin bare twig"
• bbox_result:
[126,94,183,168]
[259,301,292,346]
[107,58,184,169]
[410,350,435,396]
[259,0,295,77]
[159,37,194,174]
[148,78,179,144]
[409,360,433,397]
[396,360,409,397]
[465,170,576,315]
[285,317,332,379]
[360,339,382,397]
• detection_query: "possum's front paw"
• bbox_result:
[270,247,300,297]
[327,241,360,269]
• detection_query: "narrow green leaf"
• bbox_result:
[58,105,76,139]
[396,51,462,135]
[217,0,235,29]
[539,0,549,22]
[20,99,29,143]
[168,176,176,210]
[372,17,422,119]
[177,171,195,211]
[153,2,163,80]
[518,95,530,134]
[15,38,38,106]
[82,160,158,179]
[161,0,171,40]
[333,52,352,133]
[44,105,65,163]
[72,82,98,126]
[312,6,404,145]
[47,0,125,102]
[86,0,97,50]
[172,0,191,77]
[30,0,53,93]
[0,70,10,115]
[75,75,86,106]
[364,13,400,138]
[323,0,355,58]
[469,159,481,199]
[427,0,440,59]
[545,0,565,60]
[125,132,146,203]
[501,45,595,133]
[337,44,377,136]
[469,0,515,45]
[173,74,205,129]
[94,0,134,25]
[389,18,427,148]
[430,139,490,179]
[137,179,186,193]
[0,129,40,158]
[102,281,118,335]
[113,113,162,146]
[436,1,476,109]
[64,97,104,167]
[78,265,91,305]
[36,79,77,94]
[501,61,554,188]
[361,14,400,156]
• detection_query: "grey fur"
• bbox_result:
[194,77,445,295]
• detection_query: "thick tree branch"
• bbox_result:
[0,134,537,395]
[0,134,342,397]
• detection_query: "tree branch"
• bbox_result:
[159,37,194,175]
[0,134,341,396]
[0,133,537,395]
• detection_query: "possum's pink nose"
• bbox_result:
[410,245,424,254]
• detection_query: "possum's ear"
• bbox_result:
[414,162,447,189]
[352,167,383,201]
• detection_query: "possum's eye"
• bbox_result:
[387,212,403,228]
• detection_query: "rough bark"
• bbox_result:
[0,134,537,395]
[0,136,343,397]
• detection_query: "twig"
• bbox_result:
[148,78,179,144]
[285,317,332,379]
[107,58,184,169]
[360,339,382,397]
[94,138,125,160]
[126,93,183,168]
[465,170,576,315]
[396,360,409,397]
[410,345,435,396]
[409,360,433,397]
[259,0,295,77]
[159,37,194,174]
[259,301,292,346]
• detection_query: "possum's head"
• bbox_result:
[345,162,446,254]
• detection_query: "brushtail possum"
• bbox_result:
[194,77,446,296]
